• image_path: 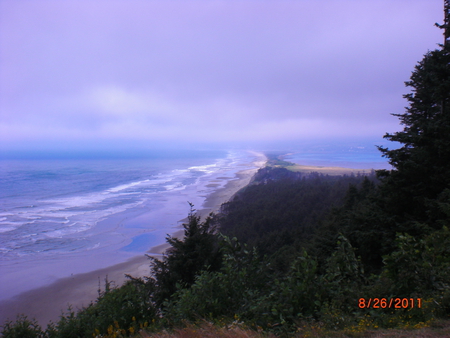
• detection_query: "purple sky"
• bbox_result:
[0,0,444,152]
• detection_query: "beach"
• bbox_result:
[0,152,266,327]
[285,164,375,176]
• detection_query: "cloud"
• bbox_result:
[0,0,443,151]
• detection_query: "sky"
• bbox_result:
[0,0,444,154]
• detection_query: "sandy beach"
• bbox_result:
[286,164,374,176]
[0,153,266,327]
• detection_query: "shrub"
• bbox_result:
[53,278,156,337]
[165,236,268,323]
[1,315,45,338]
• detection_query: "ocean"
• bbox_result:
[282,143,392,169]
[0,149,264,300]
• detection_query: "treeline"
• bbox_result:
[219,168,377,272]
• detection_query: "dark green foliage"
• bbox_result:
[220,170,374,273]
[264,153,298,168]
[382,226,450,300]
[1,315,45,338]
[166,236,270,322]
[252,250,323,330]
[312,175,389,273]
[50,278,156,338]
[251,166,302,182]
[311,176,386,272]
[377,41,450,231]
[149,203,222,307]
[244,235,367,332]
[323,235,366,309]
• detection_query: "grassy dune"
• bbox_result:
[266,155,372,176]
[284,164,372,176]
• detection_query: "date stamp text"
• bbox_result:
[358,298,422,309]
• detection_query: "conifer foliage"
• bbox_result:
[377,2,450,229]
[149,203,222,307]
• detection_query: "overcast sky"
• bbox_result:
[0,0,444,153]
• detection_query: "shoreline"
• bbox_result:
[0,152,266,327]
[285,163,375,176]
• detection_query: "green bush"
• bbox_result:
[252,249,324,331]
[383,226,450,298]
[166,236,268,323]
[52,278,156,337]
[1,315,45,338]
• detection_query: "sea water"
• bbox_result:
[0,149,263,299]
[283,142,392,169]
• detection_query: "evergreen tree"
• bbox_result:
[149,203,222,307]
[377,2,450,231]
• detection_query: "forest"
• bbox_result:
[2,2,450,338]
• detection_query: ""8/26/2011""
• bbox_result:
[358,298,422,309]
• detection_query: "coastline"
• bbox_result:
[285,163,374,176]
[0,152,266,327]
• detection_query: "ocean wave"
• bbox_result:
[0,226,17,233]
[106,179,150,193]
[0,150,261,257]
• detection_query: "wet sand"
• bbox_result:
[0,153,266,327]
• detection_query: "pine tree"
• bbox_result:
[377,1,450,230]
[148,204,222,307]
